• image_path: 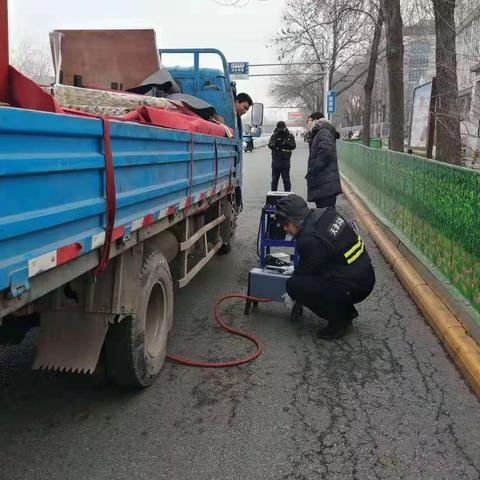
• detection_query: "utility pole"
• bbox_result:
[322,43,330,119]
[324,69,329,120]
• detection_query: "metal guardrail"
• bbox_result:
[339,122,390,140]
[344,138,383,149]
[253,136,270,148]
[338,141,480,315]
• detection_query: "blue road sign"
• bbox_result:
[327,90,336,114]
[228,62,249,79]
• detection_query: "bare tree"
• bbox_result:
[381,0,405,151]
[402,0,434,26]
[272,69,324,113]
[362,4,384,145]
[357,0,432,143]
[10,40,53,82]
[432,0,462,165]
[337,86,364,126]
[455,2,480,162]
[273,0,371,109]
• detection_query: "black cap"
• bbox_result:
[276,194,310,226]
[276,121,286,129]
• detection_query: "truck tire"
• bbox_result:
[104,251,174,388]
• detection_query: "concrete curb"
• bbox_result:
[341,180,480,397]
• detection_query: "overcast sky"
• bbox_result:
[9,0,288,119]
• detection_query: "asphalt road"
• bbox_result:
[1,142,479,480]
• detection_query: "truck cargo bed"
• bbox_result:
[0,107,238,300]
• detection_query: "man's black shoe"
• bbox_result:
[350,306,359,320]
[317,319,352,339]
[290,303,304,322]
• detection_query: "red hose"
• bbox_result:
[166,294,271,368]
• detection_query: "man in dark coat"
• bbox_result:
[276,194,375,339]
[268,121,296,191]
[306,112,342,208]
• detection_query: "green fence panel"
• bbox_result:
[338,141,480,314]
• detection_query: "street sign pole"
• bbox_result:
[324,71,329,119]
[426,77,437,159]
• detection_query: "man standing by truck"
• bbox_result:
[305,112,342,208]
[268,121,296,192]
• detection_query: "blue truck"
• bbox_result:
[0,47,263,387]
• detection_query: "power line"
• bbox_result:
[249,62,326,67]
[264,106,306,109]
[248,73,322,77]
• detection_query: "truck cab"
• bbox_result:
[160,49,263,188]
[164,55,236,130]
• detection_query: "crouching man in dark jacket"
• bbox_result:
[276,194,375,339]
[306,112,342,208]
[268,121,296,192]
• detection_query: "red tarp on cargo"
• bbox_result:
[6,67,232,138]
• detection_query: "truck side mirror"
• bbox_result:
[251,103,264,127]
[250,127,262,138]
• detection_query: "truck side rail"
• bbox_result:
[0,107,238,309]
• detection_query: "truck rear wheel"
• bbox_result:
[104,251,174,388]
[219,197,237,255]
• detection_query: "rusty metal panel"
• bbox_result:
[0,0,9,103]
[50,29,160,90]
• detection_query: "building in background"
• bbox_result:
[286,110,305,128]
[338,22,436,142]
[296,9,480,162]
[456,3,480,160]
[403,22,436,135]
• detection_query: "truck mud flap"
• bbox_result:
[33,311,115,374]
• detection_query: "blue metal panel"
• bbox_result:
[159,49,242,183]
[0,107,239,293]
[167,67,235,131]
[160,48,236,131]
